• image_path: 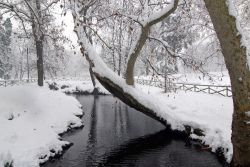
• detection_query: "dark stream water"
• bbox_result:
[44,95,226,167]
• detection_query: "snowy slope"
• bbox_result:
[0,85,83,167]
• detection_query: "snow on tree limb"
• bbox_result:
[226,0,250,69]
[125,0,179,85]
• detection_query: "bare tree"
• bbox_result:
[0,0,60,86]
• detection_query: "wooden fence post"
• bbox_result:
[226,86,229,97]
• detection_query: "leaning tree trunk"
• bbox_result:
[82,7,97,88]
[204,1,250,166]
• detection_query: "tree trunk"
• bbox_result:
[82,8,97,88]
[89,67,96,87]
[204,1,250,166]
[112,22,116,72]
[30,0,44,86]
[125,26,150,85]
[26,47,30,81]
[118,24,122,76]
[125,0,179,86]
[36,39,44,86]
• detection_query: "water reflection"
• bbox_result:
[86,95,98,167]
[44,95,226,167]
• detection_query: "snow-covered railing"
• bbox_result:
[49,77,90,81]
[0,77,88,87]
[135,78,232,97]
[0,79,37,87]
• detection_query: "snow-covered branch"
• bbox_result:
[125,0,179,85]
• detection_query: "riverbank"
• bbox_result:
[44,95,225,167]
[1,80,232,166]
[46,80,109,95]
[0,85,83,167]
[48,80,233,162]
[137,84,233,162]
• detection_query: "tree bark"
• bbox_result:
[31,0,44,86]
[204,0,250,166]
[125,0,179,85]
[36,39,44,86]
[26,47,30,81]
[82,7,97,88]
[125,26,150,85]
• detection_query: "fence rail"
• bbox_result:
[0,78,232,97]
[0,79,37,87]
[135,78,232,97]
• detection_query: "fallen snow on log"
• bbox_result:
[82,42,234,162]
[227,0,250,69]
[0,85,83,167]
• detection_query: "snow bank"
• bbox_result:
[46,80,109,95]
[137,84,233,161]
[0,85,83,167]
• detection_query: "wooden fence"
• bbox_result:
[0,79,37,87]
[135,78,232,97]
[0,78,232,97]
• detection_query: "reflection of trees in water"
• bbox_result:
[97,128,223,167]
[86,97,133,165]
[114,99,131,138]
[97,129,175,167]
[86,95,98,166]
[86,96,132,166]
[45,96,224,167]
[85,97,209,167]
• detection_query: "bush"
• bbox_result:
[4,161,13,167]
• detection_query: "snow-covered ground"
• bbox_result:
[0,85,83,167]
